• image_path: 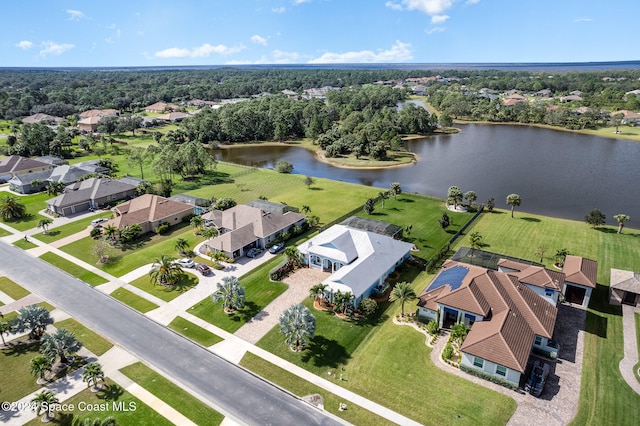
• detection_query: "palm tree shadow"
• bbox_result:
[97,383,124,401]
[301,336,350,368]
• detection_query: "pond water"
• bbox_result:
[213,124,640,222]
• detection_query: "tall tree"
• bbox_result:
[202,227,219,240]
[82,362,105,391]
[11,304,53,340]
[190,216,204,233]
[0,195,26,221]
[485,197,495,212]
[309,283,328,304]
[37,218,54,234]
[469,231,483,255]
[447,186,463,210]
[40,328,83,364]
[554,248,570,267]
[32,390,59,422]
[464,191,477,206]
[149,255,183,286]
[378,191,389,208]
[46,181,65,196]
[278,304,316,352]
[535,245,548,263]
[102,225,119,245]
[363,198,375,215]
[304,175,315,189]
[126,146,149,179]
[390,182,402,199]
[506,193,521,218]
[585,208,606,229]
[389,282,417,317]
[439,212,450,229]
[175,237,190,255]
[211,276,246,313]
[613,214,630,234]
[0,317,11,346]
[30,355,53,384]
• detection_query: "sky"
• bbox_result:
[2,0,639,67]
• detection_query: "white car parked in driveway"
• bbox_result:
[177,258,195,268]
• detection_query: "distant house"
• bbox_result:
[611,110,640,125]
[21,113,66,125]
[561,255,597,307]
[0,155,53,182]
[156,111,190,122]
[418,260,559,385]
[624,89,640,99]
[77,116,102,132]
[78,109,119,119]
[533,89,553,97]
[144,102,180,113]
[609,268,640,306]
[247,199,299,215]
[46,178,137,216]
[8,165,95,194]
[169,193,211,211]
[201,203,306,259]
[35,156,66,166]
[108,194,194,234]
[74,160,110,175]
[297,224,413,307]
[559,95,583,103]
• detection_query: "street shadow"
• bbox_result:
[301,336,350,368]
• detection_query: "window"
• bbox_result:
[496,365,507,377]
[534,335,543,346]
[473,357,484,368]
[545,288,554,296]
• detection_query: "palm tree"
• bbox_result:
[333,290,354,315]
[468,231,483,256]
[0,195,26,221]
[46,181,65,196]
[390,182,402,199]
[613,214,630,234]
[284,247,302,266]
[102,225,118,244]
[447,186,463,210]
[82,362,105,392]
[30,355,53,385]
[278,304,316,352]
[506,193,521,218]
[190,216,204,233]
[301,205,311,214]
[202,227,218,240]
[37,218,54,235]
[451,323,470,346]
[0,315,10,346]
[212,276,246,313]
[40,328,83,364]
[464,191,477,206]
[554,248,570,267]
[11,304,53,340]
[32,390,59,422]
[149,255,183,286]
[175,237,190,255]
[309,283,328,304]
[389,282,417,317]
[71,416,116,426]
[378,191,389,208]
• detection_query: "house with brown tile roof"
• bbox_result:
[21,113,67,125]
[561,255,597,307]
[0,155,53,182]
[144,102,180,113]
[77,116,102,132]
[201,203,306,259]
[418,260,559,385]
[78,109,119,119]
[497,259,564,306]
[109,194,194,234]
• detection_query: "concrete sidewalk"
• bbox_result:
[619,304,640,395]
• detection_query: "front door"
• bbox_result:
[623,291,637,305]
[565,285,586,305]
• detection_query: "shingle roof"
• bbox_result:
[0,155,51,176]
[111,194,193,228]
[47,178,136,208]
[78,109,119,118]
[610,268,640,293]
[563,255,597,288]
[207,223,257,253]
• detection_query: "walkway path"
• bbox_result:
[619,304,640,395]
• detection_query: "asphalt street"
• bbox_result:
[0,242,342,426]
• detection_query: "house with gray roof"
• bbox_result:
[297,224,413,307]
[8,165,99,194]
[610,268,640,306]
[46,178,137,216]
[0,155,53,182]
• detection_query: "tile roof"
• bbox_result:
[111,194,193,228]
[497,259,564,290]
[78,109,119,118]
[563,255,597,288]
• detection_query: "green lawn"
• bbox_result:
[0,227,11,237]
[446,209,640,425]
[357,193,473,260]
[0,276,30,300]
[635,313,640,384]
[240,352,395,426]
[0,341,42,402]
[167,316,223,347]
[39,252,109,286]
[110,288,159,313]
[24,379,172,426]
[32,211,112,243]
[54,318,113,356]
[129,273,198,302]
[12,238,38,250]
[120,362,224,426]
[583,125,640,142]
[59,223,201,277]
[189,256,288,333]
[0,192,51,231]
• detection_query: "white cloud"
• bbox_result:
[465,0,480,4]
[574,17,593,22]
[40,41,74,57]
[272,50,301,63]
[309,40,412,64]
[386,0,454,15]
[66,9,86,21]
[293,0,312,4]
[16,40,33,50]
[251,35,268,46]
[155,43,245,58]
[272,6,286,13]
[431,14,449,23]
[426,26,446,34]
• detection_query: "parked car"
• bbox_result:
[525,360,550,397]
[246,248,262,258]
[195,263,212,276]
[91,218,108,227]
[268,242,285,254]
[176,258,195,268]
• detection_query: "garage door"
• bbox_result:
[565,285,586,305]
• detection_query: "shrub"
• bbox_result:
[459,364,518,391]
[211,262,225,270]
[358,298,378,318]
[426,320,438,335]
[275,160,294,174]
[90,227,102,239]
[442,343,454,360]
[155,223,170,234]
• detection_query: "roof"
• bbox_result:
[47,165,94,185]
[78,109,119,119]
[497,259,564,290]
[169,193,211,207]
[8,169,52,185]
[247,199,299,215]
[563,255,597,288]
[145,101,179,112]
[156,111,190,121]
[22,113,66,124]
[0,155,52,176]
[110,194,193,228]
[206,223,257,253]
[204,204,305,238]
[340,216,403,239]
[298,224,413,300]
[78,116,102,125]
[419,260,558,372]
[611,268,640,294]
[47,178,136,208]
[116,176,148,187]
[35,156,66,166]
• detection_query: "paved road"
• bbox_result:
[0,242,341,426]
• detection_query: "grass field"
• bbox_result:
[583,125,640,142]
[167,316,223,347]
[129,273,198,302]
[32,211,112,243]
[110,288,159,313]
[447,209,640,425]
[54,318,113,356]
[635,313,640,384]
[23,378,172,426]
[0,227,11,237]
[120,362,224,426]
[12,238,38,250]
[0,192,51,231]
[39,252,109,286]
[0,341,42,402]
[188,256,288,333]
[0,276,30,300]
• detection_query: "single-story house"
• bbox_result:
[46,178,137,216]
[77,116,102,132]
[22,113,66,125]
[144,102,180,113]
[156,111,190,122]
[560,95,583,102]
[297,224,413,307]
[0,155,53,182]
[201,203,306,259]
[246,199,299,215]
[610,268,640,306]
[611,110,640,125]
[108,194,194,234]
[74,160,110,175]
[78,109,119,119]
[561,255,597,307]
[8,165,94,194]
[35,156,66,166]
[418,260,559,385]
[497,259,564,306]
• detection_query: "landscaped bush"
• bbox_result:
[208,251,234,263]
[442,343,454,361]
[459,364,519,391]
[426,320,438,335]
[90,227,102,239]
[269,259,298,281]
[155,222,170,234]
[211,262,225,270]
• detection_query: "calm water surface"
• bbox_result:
[214,124,640,222]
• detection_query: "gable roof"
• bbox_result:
[22,113,66,124]
[78,109,119,119]
[563,255,597,288]
[206,223,257,254]
[0,155,52,176]
[110,194,193,228]
[47,178,136,208]
[497,259,564,290]
[8,169,53,185]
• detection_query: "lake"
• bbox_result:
[213,124,640,222]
